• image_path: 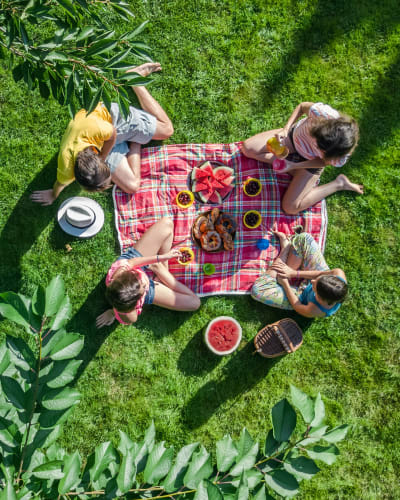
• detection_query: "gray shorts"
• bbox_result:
[105,102,157,173]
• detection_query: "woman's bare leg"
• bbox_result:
[134,217,174,257]
[282,171,364,215]
[111,142,141,193]
[241,129,293,163]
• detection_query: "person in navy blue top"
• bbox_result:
[252,225,347,318]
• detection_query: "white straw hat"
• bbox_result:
[57,197,104,238]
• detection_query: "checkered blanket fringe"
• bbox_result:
[112,142,327,296]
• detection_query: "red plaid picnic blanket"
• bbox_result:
[112,142,327,296]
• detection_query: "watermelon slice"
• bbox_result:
[210,177,226,189]
[191,167,208,182]
[198,161,214,177]
[192,179,211,192]
[219,175,235,187]
[218,184,234,199]
[197,188,215,203]
[208,190,222,204]
[213,166,234,181]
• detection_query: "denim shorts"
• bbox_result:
[117,247,155,305]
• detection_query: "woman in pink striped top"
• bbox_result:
[242,102,363,214]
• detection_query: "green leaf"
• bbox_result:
[310,393,325,428]
[264,429,280,456]
[234,472,249,500]
[42,328,66,356]
[229,428,258,477]
[271,398,297,442]
[45,276,66,316]
[0,479,17,500]
[86,85,103,115]
[45,51,69,62]
[264,470,299,498]
[48,332,84,361]
[232,469,262,489]
[86,40,118,57]
[323,425,350,443]
[116,448,136,494]
[0,426,19,448]
[58,451,81,494]
[83,78,92,110]
[64,72,74,105]
[143,442,174,484]
[284,456,320,480]
[183,445,213,489]
[6,337,35,371]
[252,485,275,500]
[12,63,24,82]
[117,73,151,85]
[194,479,223,500]
[46,359,82,388]
[32,460,64,480]
[0,292,31,330]
[39,407,74,429]
[306,444,339,465]
[162,442,198,492]
[143,420,156,452]
[41,387,81,411]
[290,385,314,424]
[90,441,117,482]
[55,0,77,18]
[32,285,46,317]
[19,21,30,49]
[102,86,112,113]
[111,2,135,20]
[120,20,149,41]
[47,293,69,330]
[297,425,328,446]
[0,342,10,375]
[216,435,238,472]
[0,376,26,410]
[118,93,131,119]
[105,48,131,68]
[118,430,135,455]
[76,26,95,42]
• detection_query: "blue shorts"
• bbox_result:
[117,247,155,305]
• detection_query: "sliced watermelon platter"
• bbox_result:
[190,161,235,204]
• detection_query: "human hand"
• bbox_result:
[163,248,181,261]
[96,309,115,328]
[30,189,56,206]
[271,260,295,279]
[277,274,289,286]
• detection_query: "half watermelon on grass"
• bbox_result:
[204,316,242,355]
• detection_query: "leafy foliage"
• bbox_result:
[0,278,349,498]
[0,0,153,117]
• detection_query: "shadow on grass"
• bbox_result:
[183,296,313,429]
[257,0,400,111]
[0,155,59,292]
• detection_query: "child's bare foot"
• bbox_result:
[336,174,364,194]
[271,230,290,251]
[126,63,162,77]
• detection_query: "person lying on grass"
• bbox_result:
[251,225,347,318]
[96,217,200,327]
[242,101,363,214]
[31,63,173,205]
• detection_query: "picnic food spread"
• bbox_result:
[191,161,235,204]
[178,247,195,265]
[192,208,237,252]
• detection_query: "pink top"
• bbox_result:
[106,259,150,323]
[292,102,349,167]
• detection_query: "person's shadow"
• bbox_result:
[0,155,60,292]
[182,296,312,429]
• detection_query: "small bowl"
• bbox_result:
[243,178,262,197]
[176,190,195,209]
[243,210,262,229]
[177,247,194,265]
[203,263,216,275]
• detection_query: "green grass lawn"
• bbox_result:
[1,0,400,497]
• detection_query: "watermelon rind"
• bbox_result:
[192,179,211,193]
[204,316,242,355]
[197,188,214,203]
[213,166,234,180]
[208,190,222,204]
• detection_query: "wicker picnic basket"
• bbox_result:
[254,318,303,358]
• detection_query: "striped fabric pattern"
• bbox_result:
[293,102,348,167]
[112,142,327,296]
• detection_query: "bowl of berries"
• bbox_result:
[243,210,262,229]
[243,178,262,197]
[177,247,195,265]
[176,190,195,209]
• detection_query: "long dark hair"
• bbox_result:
[106,271,144,313]
[316,275,348,305]
[75,147,112,191]
[310,116,359,160]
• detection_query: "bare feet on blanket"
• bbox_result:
[269,223,290,251]
[126,63,162,77]
[336,174,364,194]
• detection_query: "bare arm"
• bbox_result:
[279,278,323,318]
[111,142,141,194]
[282,157,326,172]
[124,249,181,269]
[99,127,117,160]
[272,262,346,282]
[282,102,314,135]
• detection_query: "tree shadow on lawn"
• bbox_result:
[0,154,63,292]
[254,0,400,121]
[182,296,313,429]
